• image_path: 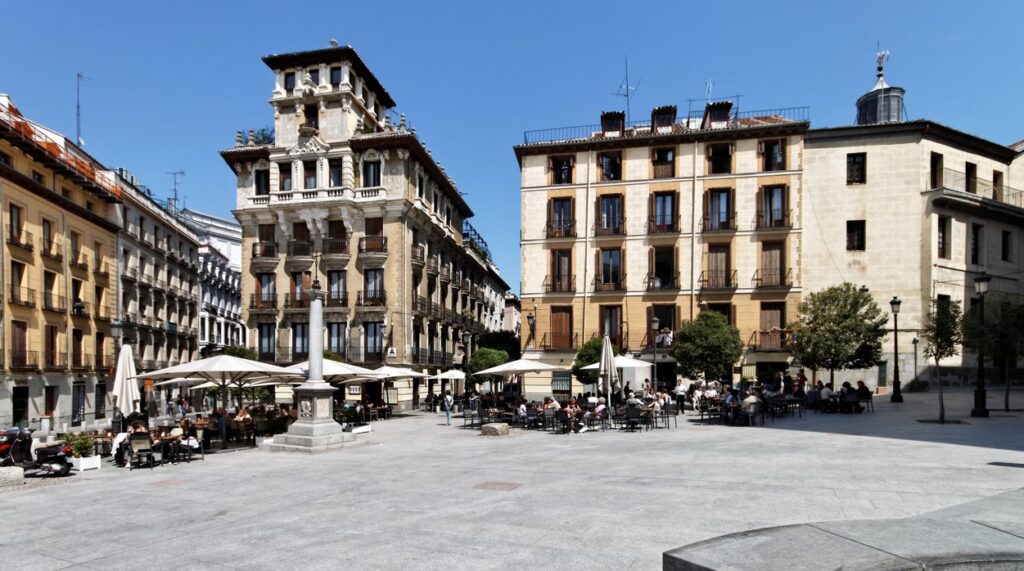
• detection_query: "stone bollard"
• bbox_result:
[480,423,510,436]
[0,466,25,486]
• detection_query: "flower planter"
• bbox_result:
[71,455,101,472]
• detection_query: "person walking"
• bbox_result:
[443,390,454,426]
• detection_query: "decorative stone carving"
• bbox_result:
[289,134,329,157]
[276,214,292,240]
[396,149,409,160]
[299,397,313,419]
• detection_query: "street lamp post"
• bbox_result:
[912,337,919,387]
[890,296,903,403]
[971,273,991,418]
[650,316,660,392]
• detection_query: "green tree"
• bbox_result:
[477,330,522,361]
[572,336,621,387]
[223,345,257,360]
[672,311,743,382]
[788,283,887,385]
[468,347,508,389]
[963,301,1022,412]
[921,298,963,423]
[323,349,346,362]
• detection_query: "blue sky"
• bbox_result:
[3,1,1021,292]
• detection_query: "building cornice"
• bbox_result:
[0,163,121,233]
[929,188,1024,225]
[807,120,1017,164]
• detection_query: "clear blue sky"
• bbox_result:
[3,1,1021,292]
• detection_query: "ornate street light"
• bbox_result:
[890,296,903,403]
[650,315,660,391]
[971,273,992,418]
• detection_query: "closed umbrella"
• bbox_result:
[111,344,140,430]
[598,335,619,401]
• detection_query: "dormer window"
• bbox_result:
[284,72,296,91]
[362,160,381,187]
[330,66,342,87]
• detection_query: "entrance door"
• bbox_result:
[12,386,29,427]
[550,307,572,350]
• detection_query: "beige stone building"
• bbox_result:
[224,43,508,409]
[516,103,809,396]
[0,94,120,429]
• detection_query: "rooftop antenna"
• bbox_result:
[167,170,185,213]
[705,79,714,100]
[611,56,641,123]
[75,72,91,146]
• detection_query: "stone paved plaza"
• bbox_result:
[3,389,1024,570]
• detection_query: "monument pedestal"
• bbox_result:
[263,381,358,453]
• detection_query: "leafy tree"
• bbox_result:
[572,336,621,387]
[477,330,522,361]
[963,301,1022,412]
[323,349,346,362]
[252,127,275,145]
[223,345,257,360]
[468,347,508,389]
[672,311,743,382]
[788,283,887,385]
[921,298,963,423]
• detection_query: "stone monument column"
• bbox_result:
[265,288,356,453]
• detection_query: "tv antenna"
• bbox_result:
[611,56,641,123]
[167,170,185,213]
[705,79,714,100]
[76,72,91,146]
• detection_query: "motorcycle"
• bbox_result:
[0,427,73,477]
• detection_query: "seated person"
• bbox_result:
[741,391,762,415]
[856,381,872,400]
[625,392,643,407]
[234,407,252,422]
[839,382,863,413]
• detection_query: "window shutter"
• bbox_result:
[673,191,680,226]
[303,271,311,290]
[619,193,626,226]
[620,247,626,285]
[756,186,764,225]
[783,184,790,216]
[728,188,736,229]
[779,139,787,169]
[757,140,765,155]
[594,195,601,230]
[570,197,576,232]
[647,247,654,284]
[648,192,654,228]
[594,249,602,282]
[254,276,262,299]
[547,199,553,228]
[701,191,710,226]
[673,245,679,286]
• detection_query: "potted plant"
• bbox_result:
[67,433,100,472]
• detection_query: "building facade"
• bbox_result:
[517,103,808,396]
[114,170,201,380]
[0,94,121,429]
[225,44,509,409]
[177,208,245,352]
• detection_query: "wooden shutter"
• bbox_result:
[569,197,576,235]
[756,186,764,226]
[258,224,275,242]
[303,271,311,290]
[673,191,680,228]
[673,245,679,287]
[618,193,626,227]
[254,275,262,299]
[701,191,710,228]
[647,247,654,285]
[547,199,554,232]
[727,188,736,229]
[594,249,602,283]
[648,193,654,228]
[290,272,298,296]
[645,305,653,346]
[594,195,601,230]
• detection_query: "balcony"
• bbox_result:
[411,245,426,269]
[593,274,626,293]
[69,251,89,271]
[283,292,309,311]
[287,240,312,257]
[125,223,139,239]
[430,301,445,321]
[9,285,35,308]
[251,242,278,270]
[72,353,92,371]
[451,272,463,290]
[7,226,33,252]
[321,237,349,263]
[652,161,675,179]
[699,270,738,290]
[94,261,112,278]
[324,290,349,310]
[931,167,1024,209]
[122,267,138,282]
[543,275,575,293]
[95,354,113,371]
[349,347,384,365]
[541,332,578,352]
[594,218,625,237]
[426,256,439,276]
[545,220,576,239]
[42,292,66,313]
[40,237,63,261]
[95,304,113,321]
[358,236,388,264]
[646,273,679,291]
[749,329,791,351]
[356,290,386,307]
[249,293,277,312]
[460,278,472,292]
[410,348,429,365]
[648,216,679,234]
[11,350,39,371]
[279,347,309,364]
[702,213,737,232]
[754,209,792,230]
[439,265,451,283]
[753,268,794,289]
[413,295,430,316]
[44,351,67,371]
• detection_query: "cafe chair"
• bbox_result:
[128,433,157,471]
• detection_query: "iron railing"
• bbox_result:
[541,332,578,352]
[249,293,277,309]
[322,237,348,255]
[594,218,625,236]
[6,226,32,250]
[545,220,576,238]
[356,290,386,307]
[9,285,35,307]
[11,350,38,371]
[753,268,794,289]
[325,290,348,307]
[42,292,66,313]
[701,213,736,232]
[41,237,62,260]
[593,274,626,292]
[287,240,312,256]
[283,292,309,310]
[932,167,1024,209]
[359,236,387,253]
[754,209,792,230]
[749,330,791,351]
[413,295,430,315]
[72,353,92,370]
[252,241,278,258]
[699,270,738,289]
[44,351,67,370]
[646,273,679,291]
[648,216,679,234]
[544,275,575,293]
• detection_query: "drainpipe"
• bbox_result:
[689,141,698,319]
[581,150,593,346]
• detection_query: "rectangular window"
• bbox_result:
[552,156,573,184]
[761,139,786,171]
[0,151,9,166]
[652,305,676,342]
[965,162,977,194]
[32,171,45,184]
[600,305,623,347]
[45,385,58,417]
[259,273,276,299]
[707,144,732,175]
[365,269,383,296]
[846,220,866,251]
[303,161,317,189]
[550,250,572,292]
[1002,230,1012,262]
[279,163,292,191]
[652,147,675,178]
[416,174,426,199]
[258,323,275,358]
[930,152,944,188]
[993,171,1004,199]
[330,66,342,86]
[327,322,347,354]
[652,246,675,289]
[254,169,270,195]
[303,104,318,129]
[94,383,107,419]
[652,192,676,231]
[937,216,950,259]
[705,189,733,231]
[364,321,383,355]
[598,249,622,289]
[761,185,787,228]
[846,153,866,184]
[598,195,623,234]
[292,323,309,359]
[284,72,296,91]
[71,383,85,427]
[548,198,573,238]
[307,68,319,84]
[362,160,381,187]
[8,204,22,239]
[597,152,621,181]
[971,223,983,265]
[329,161,343,187]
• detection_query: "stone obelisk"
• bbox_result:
[265,287,356,453]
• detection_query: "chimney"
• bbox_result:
[650,105,677,134]
[701,101,732,130]
[600,111,625,137]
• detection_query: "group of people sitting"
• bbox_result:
[112,417,202,467]
[806,381,872,413]
[523,395,608,433]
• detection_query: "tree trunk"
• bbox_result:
[936,358,944,424]
[829,369,834,386]
[1003,357,1010,412]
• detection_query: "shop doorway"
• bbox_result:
[12,386,29,427]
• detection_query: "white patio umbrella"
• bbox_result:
[432,369,466,381]
[582,349,653,400]
[142,355,302,409]
[373,365,429,379]
[286,359,384,382]
[111,344,140,426]
[474,358,570,399]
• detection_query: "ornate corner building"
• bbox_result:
[223,44,509,409]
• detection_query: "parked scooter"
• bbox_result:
[0,427,73,477]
